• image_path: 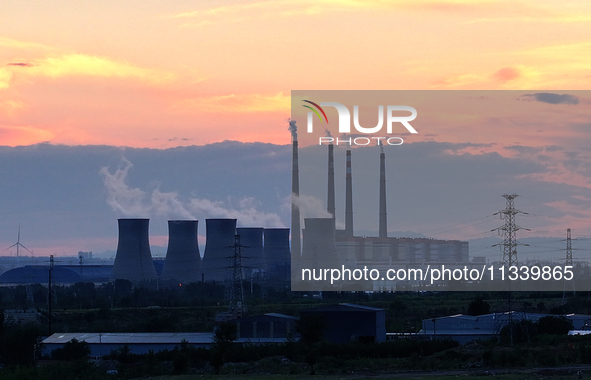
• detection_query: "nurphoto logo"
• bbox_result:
[303,100,418,146]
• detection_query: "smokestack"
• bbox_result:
[112,219,157,282]
[290,120,301,258]
[345,149,354,237]
[263,228,290,268]
[161,220,201,283]
[200,218,237,282]
[327,143,335,219]
[236,227,264,270]
[379,147,388,238]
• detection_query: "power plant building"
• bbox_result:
[160,220,201,283]
[111,219,157,282]
[263,228,291,268]
[200,218,237,283]
[237,227,264,272]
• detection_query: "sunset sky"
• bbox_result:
[1,1,591,259]
[2,0,591,148]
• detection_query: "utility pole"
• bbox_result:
[48,255,54,336]
[226,235,247,319]
[492,194,529,346]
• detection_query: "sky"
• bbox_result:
[1,1,591,260]
[2,0,591,147]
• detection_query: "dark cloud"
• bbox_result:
[7,62,33,67]
[520,93,580,105]
[505,145,544,154]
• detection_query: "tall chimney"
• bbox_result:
[379,147,388,238]
[291,139,301,257]
[327,144,335,219]
[345,149,354,237]
[112,219,157,282]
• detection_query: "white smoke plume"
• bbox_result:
[290,194,332,219]
[100,158,285,227]
[188,197,284,227]
[99,158,149,217]
[288,119,297,141]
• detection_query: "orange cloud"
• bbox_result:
[0,125,54,146]
[492,67,521,82]
[0,100,25,116]
[173,92,290,113]
[0,68,12,89]
[19,54,176,84]
[170,0,590,26]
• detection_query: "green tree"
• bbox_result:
[296,314,326,375]
[210,321,237,375]
[537,316,573,335]
[466,297,490,316]
[51,338,91,360]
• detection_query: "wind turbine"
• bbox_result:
[5,224,33,267]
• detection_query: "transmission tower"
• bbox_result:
[563,228,575,302]
[225,235,247,319]
[492,194,529,346]
[492,194,530,269]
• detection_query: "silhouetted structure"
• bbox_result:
[161,220,201,283]
[237,227,264,271]
[301,218,339,269]
[200,218,236,282]
[263,228,291,268]
[111,219,157,282]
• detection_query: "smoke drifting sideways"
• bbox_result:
[288,119,297,140]
[99,158,285,227]
[285,193,333,220]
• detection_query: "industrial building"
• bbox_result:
[290,141,470,283]
[234,313,299,339]
[41,332,288,357]
[1,217,292,286]
[300,303,386,344]
[419,312,591,344]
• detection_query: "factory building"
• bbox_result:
[235,313,299,339]
[291,142,470,273]
[41,332,288,357]
[335,236,469,265]
[419,312,591,344]
[301,303,386,344]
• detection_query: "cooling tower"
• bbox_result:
[236,227,264,271]
[345,149,354,237]
[379,149,388,238]
[301,218,340,269]
[263,228,291,267]
[291,140,301,258]
[112,219,157,282]
[160,220,201,283]
[327,143,335,219]
[200,218,237,282]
